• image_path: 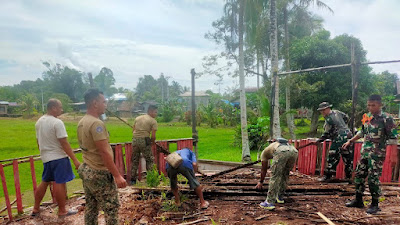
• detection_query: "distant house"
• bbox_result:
[70,102,86,113]
[108,93,158,117]
[0,101,8,115]
[132,100,158,115]
[116,101,133,118]
[179,91,211,111]
[0,101,21,116]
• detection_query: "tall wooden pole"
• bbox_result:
[350,42,360,134]
[190,69,198,159]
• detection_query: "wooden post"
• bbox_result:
[29,157,37,193]
[320,141,327,176]
[190,69,198,159]
[12,160,23,214]
[350,42,360,134]
[0,164,13,221]
[125,143,132,182]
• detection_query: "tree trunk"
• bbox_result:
[310,109,319,135]
[269,0,281,138]
[283,5,296,140]
[238,0,251,162]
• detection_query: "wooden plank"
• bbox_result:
[317,212,335,225]
[12,160,23,214]
[0,164,13,221]
[29,157,37,193]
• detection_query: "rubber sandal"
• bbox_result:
[201,201,209,209]
[58,209,78,219]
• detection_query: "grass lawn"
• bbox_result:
[0,116,319,210]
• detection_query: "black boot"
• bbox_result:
[366,198,381,214]
[345,193,364,208]
[318,172,332,182]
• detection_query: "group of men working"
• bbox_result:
[32,88,207,224]
[32,90,397,224]
[257,94,398,215]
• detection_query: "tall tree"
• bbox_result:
[42,62,88,102]
[94,67,117,97]
[282,0,332,139]
[238,0,251,161]
[270,0,281,138]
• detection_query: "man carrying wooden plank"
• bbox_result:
[256,138,298,210]
[130,105,158,185]
[343,95,398,214]
[32,99,81,218]
[313,102,353,182]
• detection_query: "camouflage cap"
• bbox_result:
[317,102,332,111]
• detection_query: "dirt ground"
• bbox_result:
[5,168,400,225]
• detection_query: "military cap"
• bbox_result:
[317,102,332,111]
[277,137,288,144]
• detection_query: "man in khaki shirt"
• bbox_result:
[77,88,127,225]
[130,105,158,184]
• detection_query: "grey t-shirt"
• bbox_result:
[35,115,68,163]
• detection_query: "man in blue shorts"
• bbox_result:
[32,99,81,218]
[166,148,209,209]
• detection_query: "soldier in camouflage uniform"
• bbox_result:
[130,105,158,184]
[77,89,127,225]
[256,138,298,210]
[343,95,398,214]
[314,102,353,182]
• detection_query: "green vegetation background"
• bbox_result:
[0,117,314,211]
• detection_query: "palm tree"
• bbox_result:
[269,0,281,139]
[282,0,333,139]
[238,0,251,162]
[19,93,39,117]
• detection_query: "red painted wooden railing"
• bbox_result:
[0,138,194,222]
[0,137,398,222]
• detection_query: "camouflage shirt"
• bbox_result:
[320,110,350,141]
[356,111,398,153]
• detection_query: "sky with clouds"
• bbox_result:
[0,0,399,93]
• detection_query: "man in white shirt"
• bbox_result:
[32,99,81,218]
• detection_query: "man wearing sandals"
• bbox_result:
[166,148,209,209]
[256,138,298,210]
[32,99,81,218]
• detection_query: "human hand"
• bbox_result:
[115,175,127,188]
[73,160,81,170]
[255,182,263,190]
[342,141,351,149]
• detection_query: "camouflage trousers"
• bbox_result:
[266,149,298,203]
[78,163,119,225]
[130,137,154,182]
[355,149,385,198]
[326,134,353,178]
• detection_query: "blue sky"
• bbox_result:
[0,0,399,93]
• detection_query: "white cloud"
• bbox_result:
[312,0,400,76]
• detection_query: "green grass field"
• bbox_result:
[0,116,317,211]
